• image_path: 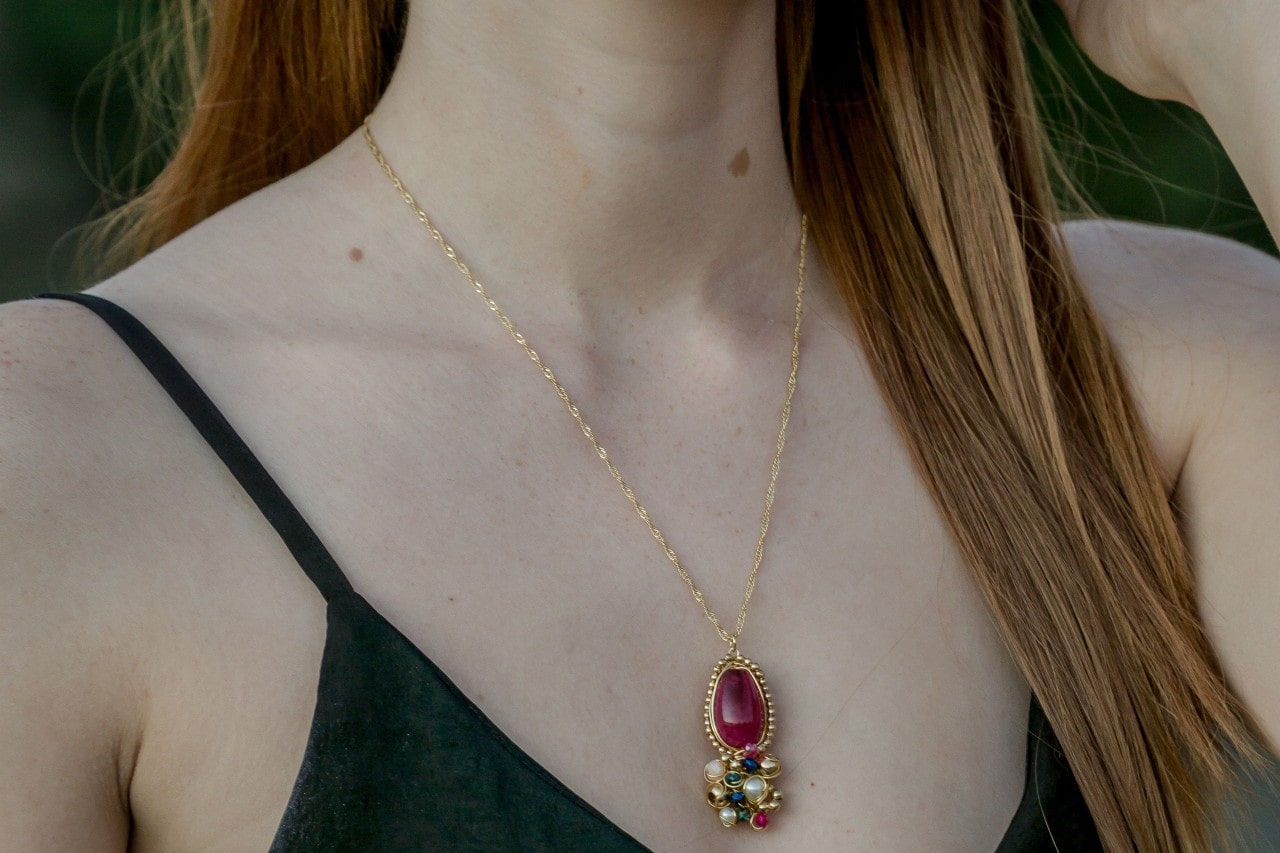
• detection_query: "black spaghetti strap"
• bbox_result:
[38,292,354,603]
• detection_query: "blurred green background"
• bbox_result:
[1,1,132,299]
[1,0,1278,846]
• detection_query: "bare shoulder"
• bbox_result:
[1064,217,1280,752]
[0,296,165,849]
[0,294,193,513]
[0,269,294,850]
[1062,218,1280,483]
[0,135,399,846]
[1063,217,1280,336]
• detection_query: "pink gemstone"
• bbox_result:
[744,743,760,758]
[712,667,767,749]
[751,813,769,829]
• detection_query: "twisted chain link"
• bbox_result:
[363,118,806,645]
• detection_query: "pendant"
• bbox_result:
[702,649,782,830]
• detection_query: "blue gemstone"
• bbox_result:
[743,759,759,772]
[730,792,746,803]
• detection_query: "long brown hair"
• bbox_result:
[97,1,1261,848]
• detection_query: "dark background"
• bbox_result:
[1,1,1278,846]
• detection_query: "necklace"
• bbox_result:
[364,118,805,832]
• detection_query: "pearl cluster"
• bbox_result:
[703,742,782,830]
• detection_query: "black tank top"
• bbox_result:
[42,292,1102,851]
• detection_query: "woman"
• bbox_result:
[1,0,1276,849]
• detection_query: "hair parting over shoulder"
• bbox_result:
[98,1,1263,848]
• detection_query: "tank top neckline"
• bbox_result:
[301,583,1054,849]
[38,291,1089,851]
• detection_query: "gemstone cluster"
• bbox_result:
[704,743,782,829]
[702,652,782,830]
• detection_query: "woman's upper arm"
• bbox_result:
[1173,255,1280,754]
[1068,219,1280,752]
[0,299,143,850]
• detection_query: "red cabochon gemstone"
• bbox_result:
[713,667,766,749]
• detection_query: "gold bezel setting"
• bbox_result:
[704,652,775,752]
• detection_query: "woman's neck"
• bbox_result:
[369,0,802,328]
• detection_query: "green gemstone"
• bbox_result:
[737,808,751,822]
[725,772,742,784]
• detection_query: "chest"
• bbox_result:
[123,319,1033,851]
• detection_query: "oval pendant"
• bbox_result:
[711,665,768,749]
[702,650,782,830]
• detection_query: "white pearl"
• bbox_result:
[704,759,726,781]
[719,806,739,826]
[743,775,768,803]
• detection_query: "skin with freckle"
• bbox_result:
[3,1,1280,851]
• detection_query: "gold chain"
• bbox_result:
[363,118,806,646]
